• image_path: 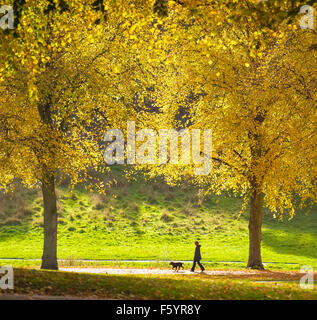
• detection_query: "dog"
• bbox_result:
[169,261,184,271]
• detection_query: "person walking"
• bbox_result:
[191,241,205,272]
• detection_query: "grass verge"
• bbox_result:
[1,268,317,300]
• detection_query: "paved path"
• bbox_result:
[60,267,259,275]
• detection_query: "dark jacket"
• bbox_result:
[194,244,202,260]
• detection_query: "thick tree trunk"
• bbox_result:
[247,187,264,269]
[41,174,58,270]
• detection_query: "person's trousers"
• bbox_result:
[191,259,205,271]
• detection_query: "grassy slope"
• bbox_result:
[0,172,316,270]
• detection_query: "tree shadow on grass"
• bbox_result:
[261,207,317,261]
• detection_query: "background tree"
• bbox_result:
[135,0,317,269]
[0,0,158,269]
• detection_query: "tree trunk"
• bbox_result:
[247,187,264,269]
[41,174,58,270]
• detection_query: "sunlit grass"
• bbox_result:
[0,175,316,270]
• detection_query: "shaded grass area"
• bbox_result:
[2,268,317,300]
[0,173,316,269]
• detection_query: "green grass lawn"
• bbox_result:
[0,173,316,271]
[2,268,317,300]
